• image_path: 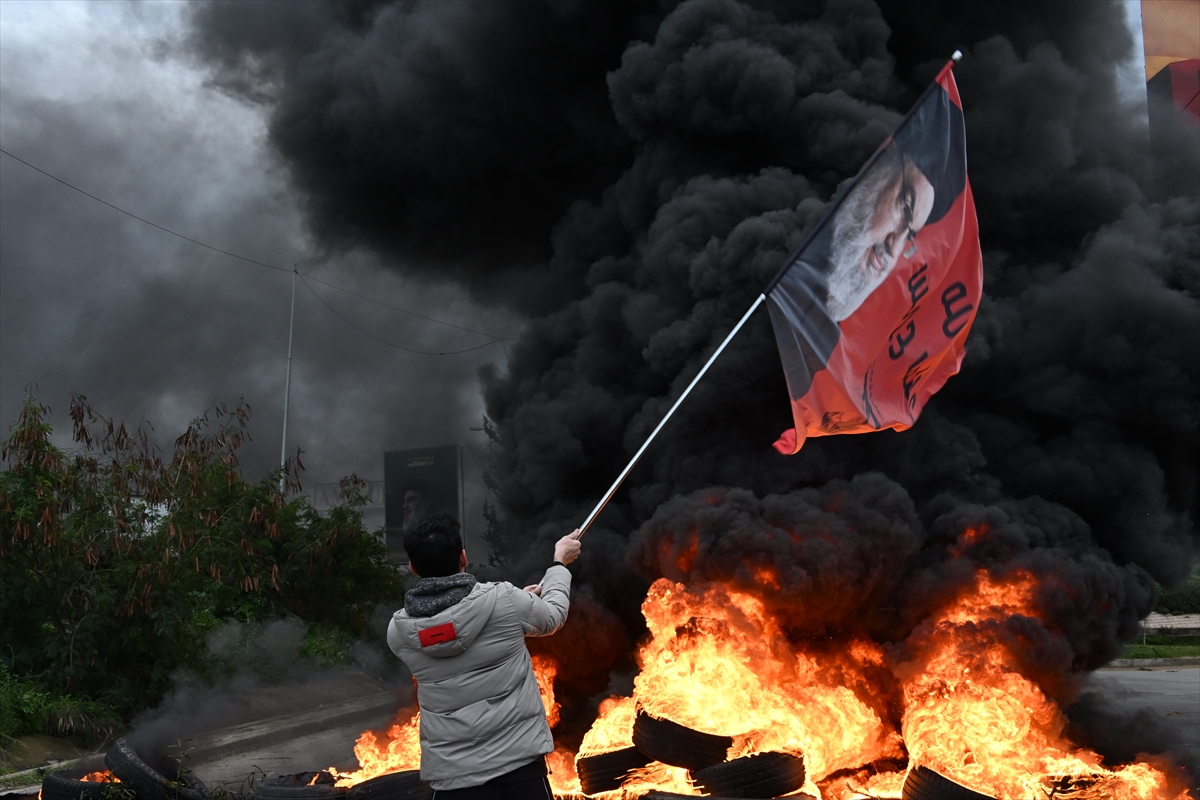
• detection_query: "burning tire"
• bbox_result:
[105,739,207,800]
[690,751,806,798]
[640,794,761,800]
[902,766,995,800]
[254,773,347,800]
[631,710,732,772]
[343,771,431,800]
[575,747,651,795]
[41,768,123,800]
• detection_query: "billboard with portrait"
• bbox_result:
[383,444,464,563]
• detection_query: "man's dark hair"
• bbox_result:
[403,513,463,577]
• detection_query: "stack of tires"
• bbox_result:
[574,710,808,799]
[41,740,207,800]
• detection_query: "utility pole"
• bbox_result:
[280,268,297,492]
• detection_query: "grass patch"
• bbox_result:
[0,764,51,787]
[1139,635,1200,646]
[1122,642,1200,659]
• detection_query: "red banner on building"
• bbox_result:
[766,64,981,454]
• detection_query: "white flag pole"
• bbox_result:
[575,293,767,538]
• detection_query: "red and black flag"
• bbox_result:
[1141,0,1199,179]
[766,62,981,454]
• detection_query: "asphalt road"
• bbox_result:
[192,713,393,791]
[189,667,1200,791]
[1089,666,1200,767]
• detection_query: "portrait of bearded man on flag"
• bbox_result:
[767,65,979,454]
[826,145,936,323]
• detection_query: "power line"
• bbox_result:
[301,273,511,341]
[299,274,505,356]
[0,147,292,275]
[0,146,517,348]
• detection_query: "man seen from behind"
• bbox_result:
[387,513,581,799]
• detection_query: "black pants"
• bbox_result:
[431,758,553,800]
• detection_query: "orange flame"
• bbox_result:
[632,579,899,782]
[899,569,1187,800]
[532,653,562,729]
[822,768,906,799]
[79,771,119,783]
[327,556,1193,800]
[569,571,1192,800]
[330,655,564,789]
[569,579,902,796]
[547,745,582,796]
[330,711,422,787]
[578,695,637,757]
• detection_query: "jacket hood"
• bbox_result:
[393,582,498,658]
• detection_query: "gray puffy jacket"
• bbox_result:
[386,565,571,790]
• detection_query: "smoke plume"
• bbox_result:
[189,0,1199,775]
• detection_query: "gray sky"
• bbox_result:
[0,1,521,555]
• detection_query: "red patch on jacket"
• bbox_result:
[418,621,458,647]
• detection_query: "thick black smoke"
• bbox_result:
[189,0,658,312]
[189,0,1199,776]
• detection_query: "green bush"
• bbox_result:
[0,395,403,728]
[0,663,119,744]
[299,624,357,668]
[1154,568,1200,615]
[0,663,51,742]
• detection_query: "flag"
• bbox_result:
[766,62,981,454]
[1140,0,1199,83]
[1141,0,1200,185]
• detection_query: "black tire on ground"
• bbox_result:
[257,774,341,789]
[254,772,346,799]
[40,769,119,800]
[902,766,995,800]
[631,710,732,772]
[105,739,206,800]
[690,751,806,799]
[254,787,347,800]
[179,773,208,798]
[575,747,651,795]
[343,771,431,800]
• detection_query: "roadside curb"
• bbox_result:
[1103,657,1200,668]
